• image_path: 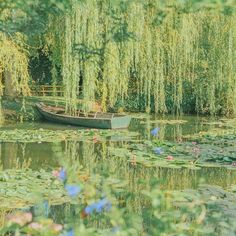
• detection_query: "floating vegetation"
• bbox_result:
[140,119,188,125]
[170,185,236,235]
[202,118,236,127]
[109,129,236,168]
[0,169,69,209]
[1,165,236,235]
[0,128,139,143]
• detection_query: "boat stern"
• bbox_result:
[110,115,132,129]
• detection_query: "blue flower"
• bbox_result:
[153,147,163,155]
[65,185,81,198]
[63,229,74,236]
[84,198,112,215]
[84,203,97,214]
[59,168,67,182]
[95,198,111,213]
[151,127,160,136]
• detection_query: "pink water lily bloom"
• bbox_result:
[28,222,43,230]
[167,155,174,161]
[52,170,60,178]
[6,212,32,226]
[51,223,63,232]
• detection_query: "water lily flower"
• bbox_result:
[167,155,174,161]
[52,167,67,182]
[193,147,200,156]
[92,136,98,143]
[65,185,81,198]
[28,222,43,230]
[153,147,163,155]
[51,223,63,232]
[52,170,60,178]
[192,141,197,145]
[151,127,160,136]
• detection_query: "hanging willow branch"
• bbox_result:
[45,0,236,116]
[0,32,30,97]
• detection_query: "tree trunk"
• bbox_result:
[4,70,17,99]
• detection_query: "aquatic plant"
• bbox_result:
[0,128,139,143]
[2,171,236,236]
[0,169,70,209]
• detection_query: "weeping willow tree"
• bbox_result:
[0,32,30,97]
[0,31,31,123]
[44,0,236,116]
[0,7,31,99]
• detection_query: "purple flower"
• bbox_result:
[151,127,160,136]
[153,147,163,155]
[65,185,81,198]
[59,168,67,182]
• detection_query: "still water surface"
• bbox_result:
[1,115,235,189]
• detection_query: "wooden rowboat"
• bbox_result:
[35,103,131,129]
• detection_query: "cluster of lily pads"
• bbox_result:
[109,125,236,169]
[52,167,112,215]
[2,166,236,235]
[0,169,69,209]
[1,167,113,235]
[1,117,236,235]
[0,128,139,143]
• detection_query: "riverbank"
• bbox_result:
[2,96,67,121]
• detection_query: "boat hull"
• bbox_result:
[35,104,131,129]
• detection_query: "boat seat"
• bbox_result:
[95,113,114,119]
[56,110,64,114]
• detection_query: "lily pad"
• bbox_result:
[0,169,69,209]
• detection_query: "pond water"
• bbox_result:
[1,114,236,234]
[1,115,235,189]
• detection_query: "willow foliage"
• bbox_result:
[0,32,30,97]
[45,0,236,115]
